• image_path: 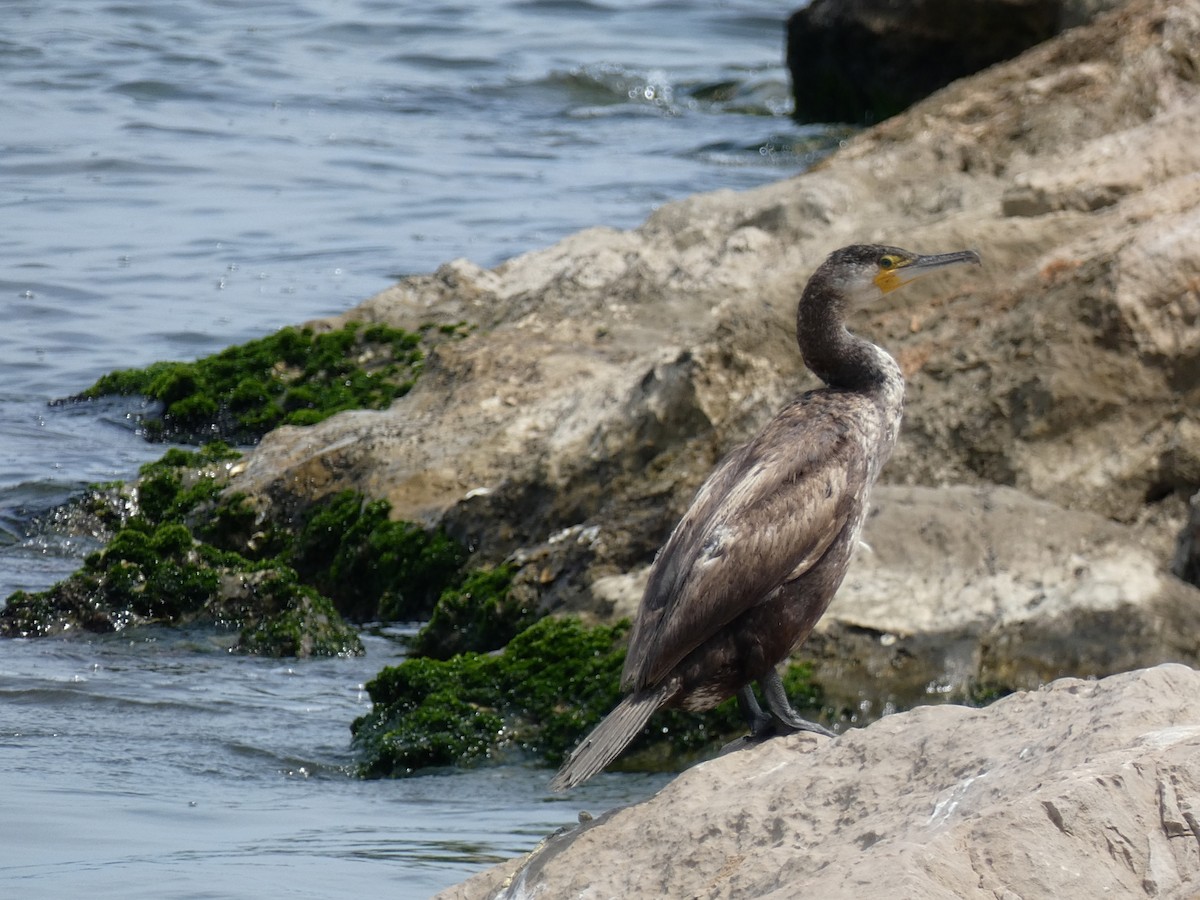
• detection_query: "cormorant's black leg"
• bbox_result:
[736,684,774,738]
[759,669,836,738]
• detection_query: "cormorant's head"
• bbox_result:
[815,244,982,307]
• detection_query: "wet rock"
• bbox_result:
[0,448,417,657]
[351,617,629,777]
[785,0,1127,124]
[352,614,823,777]
[437,665,1200,900]
[1174,490,1200,588]
[788,0,1053,123]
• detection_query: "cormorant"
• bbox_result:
[551,243,981,791]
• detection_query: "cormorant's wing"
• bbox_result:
[622,397,867,691]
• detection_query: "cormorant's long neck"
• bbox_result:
[796,285,902,396]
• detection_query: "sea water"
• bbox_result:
[0,2,834,895]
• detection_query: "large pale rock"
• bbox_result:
[811,485,1200,717]
[438,664,1200,900]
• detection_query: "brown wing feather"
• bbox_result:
[622,392,871,691]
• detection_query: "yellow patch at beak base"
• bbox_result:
[873,268,909,294]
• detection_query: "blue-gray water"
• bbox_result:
[1,1,831,896]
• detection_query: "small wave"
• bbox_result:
[109,79,218,103]
[557,63,685,111]
[0,480,87,535]
[223,739,354,779]
[299,20,416,45]
[514,0,613,13]
[689,124,858,168]
[496,62,795,122]
[0,277,105,305]
[122,119,232,141]
[2,155,205,178]
[389,52,502,73]
[0,682,214,716]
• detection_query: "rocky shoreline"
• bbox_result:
[417,0,1198,892]
[234,0,1200,682]
[4,0,1200,890]
[437,665,1200,899]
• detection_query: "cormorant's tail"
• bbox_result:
[550,685,670,792]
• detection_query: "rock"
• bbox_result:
[1000,106,1200,216]
[1175,490,1200,588]
[787,0,1054,124]
[811,485,1200,717]
[437,664,1200,900]
[785,0,1127,124]
[351,617,633,777]
[228,0,1200,688]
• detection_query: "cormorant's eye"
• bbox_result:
[879,255,899,270]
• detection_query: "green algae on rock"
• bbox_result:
[352,617,629,776]
[0,443,499,656]
[290,490,466,623]
[351,615,829,777]
[232,569,363,658]
[1,534,362,658]
[408,563,533,659]
[135,444,243,521]
[0,444,365,656]
[10,313,480,652]
[75,321,467,443]
[0,521,361,657]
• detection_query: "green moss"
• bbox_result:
[0,589,70,638]
[6,354,488,655]
[0,511,363,656]
[8,312,480,650]
[352,617,628,776]
[502,616,631,763]
[290,490,465,622]
[133,442,242,525]
[967,680,1014,706]
[351,616,830,777]
[236,572,364,658]
[194,491,260,554]
[1,443,364,657]
[1,441,467,652]
[1,517,214,634]
[409,563,529,659]
[84,519,216,620]
[78,321,468,443]
[353,656,507,775]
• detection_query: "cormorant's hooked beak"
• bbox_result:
[874,249,981,294]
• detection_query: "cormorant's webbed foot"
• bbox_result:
[760,669,836,738]
[721,674,835,755]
